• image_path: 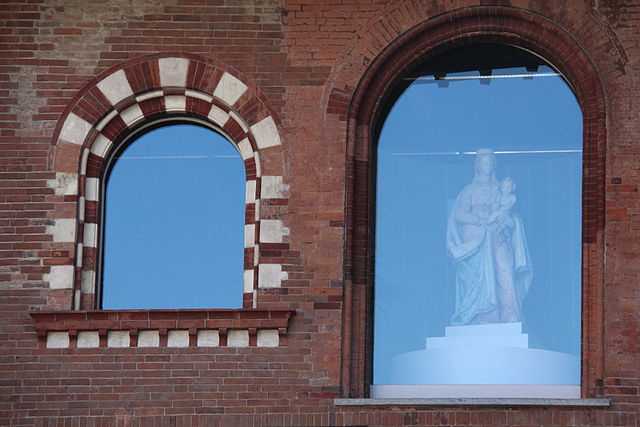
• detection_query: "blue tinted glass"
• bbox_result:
[374,64,582,396]
[102,124,245,309]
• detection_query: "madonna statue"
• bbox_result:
[446,149,533,325]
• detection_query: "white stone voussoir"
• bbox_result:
[164,95,186,112]
[81,270,95,294]
[250,116,281,149]
[83,223,98,248]
[260,176,288,199]
[213,72,248,106]
[243,269,254,293]
[258,264,287,288]
[74,289,81,310]
[120,104,144,127]
[46,265,74,289]
[254,152,262,177]
[245,180,256,203]
[159,57,189,87]
[48,172,78,196]
[59,112,92,145]
[186,89,213,103]
[80,148,89,175]
[237,138,254,160]
[90,134,112,158]
[244,224,255,248]
[97,70,134,106]
[85,177,99,202]
[47,218,76,243]
[96,110,118,132]
[136,90,163,103]
[75,244,83,267]
[207,104,229,127]
[259,219,288,244]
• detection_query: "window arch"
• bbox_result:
[373,43,582,398]
[338,7,607,400]
[100,122,245,309]
[48,55,290,313]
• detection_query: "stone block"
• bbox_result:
[108,331,130,348]
[258,264,287,288]
[250,116,281,149]
[46,265,74,289]
[227,330,249,347]
[138,330,160,347]
[257,329,279,347]
[46,332,70,349]
[159,57,189,87]
[197,330,219,347]
[77,331,99,348]
[167,330,189,347]
[59,112,91,145]
[47,219,76,243]
[213,72,247,106]
[97,70,133,105]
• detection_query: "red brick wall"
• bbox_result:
[1,0,639,425]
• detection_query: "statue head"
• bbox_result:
[474,148,496,177]
[501,176,515,194]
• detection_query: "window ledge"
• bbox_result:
[31,308,295,349]
[334,398,611,407]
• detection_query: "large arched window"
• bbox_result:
[101,123,245,309]
[374,44,583,398]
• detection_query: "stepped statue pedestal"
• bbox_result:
[370,322,580,399]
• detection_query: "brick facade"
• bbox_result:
[1,0,639,425]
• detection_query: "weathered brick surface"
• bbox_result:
[1,0,639,425]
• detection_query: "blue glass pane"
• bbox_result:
[374,65,582,392]
[102,124,245,309]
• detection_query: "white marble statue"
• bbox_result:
[446,149,533,325]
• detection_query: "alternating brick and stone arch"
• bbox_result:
[324,5,622,399]
[48,53,290,312]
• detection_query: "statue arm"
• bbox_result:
[454,189,484,225]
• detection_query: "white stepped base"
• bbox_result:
[445,321,522,336]
[426,321,528,349]
[390,322,579,386]
[426,334,529,348]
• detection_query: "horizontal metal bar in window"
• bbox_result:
[405,72,561,82]
[390,149,583,156]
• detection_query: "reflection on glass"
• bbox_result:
[373,48,582,398]
[102,124,245,309]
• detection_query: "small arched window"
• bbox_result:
[100,123,245,309]
[374,44,583,398]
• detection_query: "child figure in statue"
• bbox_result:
[489,177,516,237]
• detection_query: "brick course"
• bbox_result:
[1,0,639,425]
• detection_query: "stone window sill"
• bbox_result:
[31,309,294,349]
[334,398,611,407]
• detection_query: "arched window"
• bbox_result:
[100,123,245,309]
[373,44,583,398]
